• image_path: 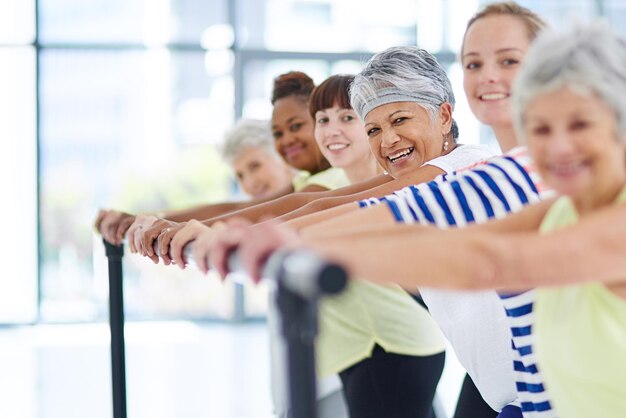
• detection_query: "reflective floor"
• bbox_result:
[0,321,273,418]
[0,321,464,418]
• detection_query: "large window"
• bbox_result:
[0,1,37,323]
[3,0,621,324]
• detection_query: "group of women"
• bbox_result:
[95,2,626,418]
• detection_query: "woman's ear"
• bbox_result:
[439,102,453,136]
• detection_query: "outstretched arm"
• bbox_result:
[308,200,626,291]
[303,198,555,290]
[273,165,445,223]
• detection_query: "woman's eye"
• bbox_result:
[465,62,480,70]
[393,117,407,125]
[249,161,261,172]
[317,117,328,124]
[571,120,589,130]
[532,126,550,136]
[272,131,282,140]
[343,115,355,122]
[502,58,520,66]
[367,127,379,137]
[290,123,302,132]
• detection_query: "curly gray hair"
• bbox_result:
[513,20,626,141]
[350,46,458,139]
[221,119,277,163]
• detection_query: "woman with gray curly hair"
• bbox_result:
[221,118,297,199]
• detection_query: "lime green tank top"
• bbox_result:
[535,186,626,418]
[292,167,350,192]
[317,281,446,377]
[292,167,446,377]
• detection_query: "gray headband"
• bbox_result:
[354,87,452,120]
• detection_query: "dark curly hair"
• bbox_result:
[271,71,315,105]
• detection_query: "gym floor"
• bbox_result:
[0,321,464,418]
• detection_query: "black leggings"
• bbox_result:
[338,345,445,418]
[453,373,498,418]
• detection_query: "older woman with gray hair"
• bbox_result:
[190,46,495,418]
[267,21,626,418]
[221,118,297,199]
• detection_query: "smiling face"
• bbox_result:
[314,104,372,169]
[271,96,330,174]
[462,15,531,129]
[364,101,452,179]
[525,86,626,212]
[231,147,294,199]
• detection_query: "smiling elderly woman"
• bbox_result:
[191,46,497,418]
[293,21,626,418]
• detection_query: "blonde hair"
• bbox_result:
[462,2,546,55]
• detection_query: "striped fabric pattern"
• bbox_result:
[358,147,556,417]
[500,290,554,416]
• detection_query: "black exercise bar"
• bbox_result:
[103,240,128,418]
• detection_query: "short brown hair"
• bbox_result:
[271,71,315,105]
[308,74,355,119]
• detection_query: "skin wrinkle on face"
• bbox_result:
[231,147,294,199]
[525,86,626,214]
[462,15,531,138]
[364,101,451,179]
[271,95,329,174]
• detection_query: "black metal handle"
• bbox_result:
[103,239,127,418]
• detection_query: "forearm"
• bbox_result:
[299,203,397,239]
[308,225,497,291]
[501,204,626,287]
[276,167,443,223]
[284,202,359,231]
[162,201,257,222]
[199,191,322,226]
[276,194,363,223]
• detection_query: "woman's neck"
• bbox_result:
[492,124,519,153]
[309,158,332,175]
[573,176,626,216]
[344,155,383,184]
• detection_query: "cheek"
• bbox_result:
[314,128,324,146]
[525,137,544,162]
[463,74,475,96]
[368,137,381,157]
[274,141,289,161]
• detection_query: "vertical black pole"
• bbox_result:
[103,240,127,418]
[276,283,318,418]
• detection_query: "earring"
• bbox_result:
[443,141,449,151]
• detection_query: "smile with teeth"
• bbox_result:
[548,161,586,176]
[387,147,414,163]
[327,143,349,151]
[480,92,508,101]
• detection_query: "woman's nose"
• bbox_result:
[381,129,400,148]
[479,63,499,84]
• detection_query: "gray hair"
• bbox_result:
[221,119,277,163]
[513,20,626,141]
[350,46,459,139]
